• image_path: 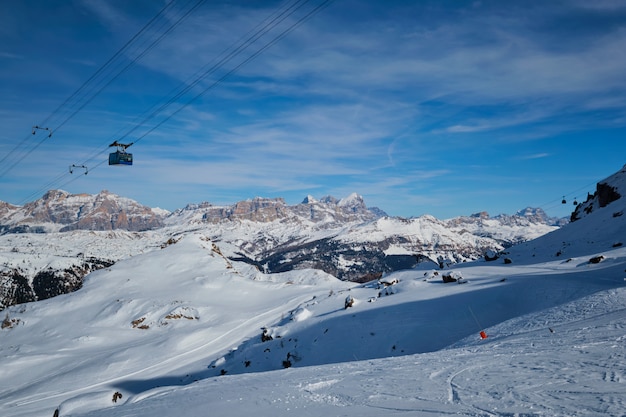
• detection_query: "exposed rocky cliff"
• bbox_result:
[571,165,625,222]
[167,193,382,226]
[0,257,114,310]
[0,190,166,233]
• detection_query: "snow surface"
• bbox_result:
[1,172,626,416]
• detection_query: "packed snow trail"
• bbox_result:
[73,288,626,417]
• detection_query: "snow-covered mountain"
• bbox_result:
[162,198,562,281]
[0,190,166,234]
[0,188,564,309]
[0,166,624,417]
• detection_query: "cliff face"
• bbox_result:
[199,198,290,223]
[168,194,381,226]
[571,165,625,222]
[0,190,165,233]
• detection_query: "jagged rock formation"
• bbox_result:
[168,193,382,226]
[571,165,625,222]
[0,190,165,233]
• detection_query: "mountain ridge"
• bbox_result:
[0,188,565,310]
[0,189,565,233]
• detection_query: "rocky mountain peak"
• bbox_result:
[1,190,164,233]
[302,195,318,204]
[470,211,490,219]
[166,194,379,226]
[337,193,367,213]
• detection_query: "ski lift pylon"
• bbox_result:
[108,141,133,166]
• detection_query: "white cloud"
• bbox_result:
[519,153,551,160]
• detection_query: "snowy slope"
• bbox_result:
[0,204,624,416]
[0,233,352,417]
[502,165,626,264]
[1,169,625,417]
[2,241,622,417]
[70,287,626,417]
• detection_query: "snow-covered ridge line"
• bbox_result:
[0,187,571,311]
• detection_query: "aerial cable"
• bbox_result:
[6,0,254,196]
[535,177,606,216]
[0,128,55,178]
[73,0,315,166]
[15,0,334,203]
[133,0,334,147]
[17,157,109,206]
[50,0,209,135]
[89,0,333,169]
[17,171,71,206]
[38,0,178,130]
[61,0,300,171]
[114,0,315,145]
[0,0,185,178]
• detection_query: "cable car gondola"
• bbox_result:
[32,125,53,138]
[109,141,133,166]
[69,164,88,175]
[561,196,567,204]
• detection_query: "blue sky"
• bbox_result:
[1,0,625,219]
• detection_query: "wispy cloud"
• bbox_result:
[519,153,551,160]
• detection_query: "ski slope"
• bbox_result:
[1,168,625,417]
[0,233,624,416]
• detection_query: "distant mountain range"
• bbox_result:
[0,188,570,309]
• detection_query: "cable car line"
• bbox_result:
[133,0,334,148]
[533,175,609,218]
[70,0,321,169]
[38,0,177,131]
[0,0,175,171]
[119,0,317,147]
[51,0,209,136]
[13,0,334,203]
[0,0,204,180]
[63,0,312,172]
[18,171,71,206]
[0,128,55,179]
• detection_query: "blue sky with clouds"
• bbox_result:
[1,0,625,218]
